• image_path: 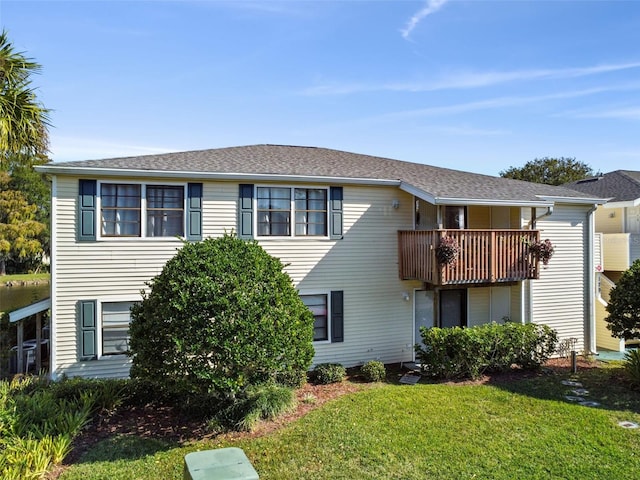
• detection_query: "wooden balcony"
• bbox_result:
[398,229,540,286]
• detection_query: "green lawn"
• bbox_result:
[60,366,640,480]
[1,272,50,283]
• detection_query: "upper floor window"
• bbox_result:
[101,184,141,236]
[257,186,327,237]
[100,183,185,238]
[147,186,184,237]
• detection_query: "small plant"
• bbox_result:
[529,238,555,266]
[435,236,460,266]
[312,363,346,384]
[360,360,386,382]
[623,348,640,387]
[301,393,317,404]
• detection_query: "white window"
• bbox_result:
[100,183,185,238]
[257,186,328,237]
[301,294,329,342]
[101,302,134,356]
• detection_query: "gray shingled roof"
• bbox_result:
[565,170,640,202]
[42,144,600,204]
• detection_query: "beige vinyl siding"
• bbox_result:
[467,286,511,327]
[467,288,490,327]
[602,233,631,271]
[529,204,590,351]
[468,206,490,229]
[53,177,239,378]
[596,300,624,352]
[510,284,522,323]
[595,207,624,233]
[53,177,421,377]
[268,186,420,367]
[595,273,624,352]
[594,232,603,271]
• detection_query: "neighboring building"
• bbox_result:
[565,170,640,352]
[37,145,603,379]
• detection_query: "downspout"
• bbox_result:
[527,205,554,324]
[528,205,554,229]
[585,204,598,354]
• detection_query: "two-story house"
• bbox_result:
[565,170,640,353]
[36,145,602,379]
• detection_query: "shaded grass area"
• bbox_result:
[60,366,640,480]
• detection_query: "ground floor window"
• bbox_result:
[301,294,329,342]
[101,302,134,355]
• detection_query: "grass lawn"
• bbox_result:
[1,272,50,283]
[60,365,640,480]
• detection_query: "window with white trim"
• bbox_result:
[101,301,134,356]
[301,294,329,341]
[100,183,185,238]
[257,186,327,237]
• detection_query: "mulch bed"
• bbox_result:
[49,358,603,478]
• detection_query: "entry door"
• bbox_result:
[627,207,640,234]
[414,290,434,360]
[440,289,467,328]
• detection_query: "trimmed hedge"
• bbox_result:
[415,322,558,380]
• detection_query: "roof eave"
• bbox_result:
[401,182,554,207]
[602,198,640,208]
[35,165,401,187]
[535,195,607,205]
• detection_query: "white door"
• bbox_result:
[627,207,640,234]
[414,290,434,360]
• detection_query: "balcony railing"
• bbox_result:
[398,229,540,285]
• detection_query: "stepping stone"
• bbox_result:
[565,395,584,402]
[618,421,639,429]
[571,388,589,396]
[561,380,583,387]
[399,374,420,385]
[578,400,600,407]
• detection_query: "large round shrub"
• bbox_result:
[606,259,640,341]
[128,234,315,397]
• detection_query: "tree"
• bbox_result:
[0,30,50,166]
[605,260,640,340]
[128,234,315,398]
[499,157,599,185]
[0,171,45,275]
[5,153,51,264]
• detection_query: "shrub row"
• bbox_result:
[415,322,558,380]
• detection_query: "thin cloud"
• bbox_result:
[565,106,640,120]
[374,88,614,120]
[301,62,640,96]
[401,0,450,40]
[50,136,175,162]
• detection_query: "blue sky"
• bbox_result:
[1,0,639,176]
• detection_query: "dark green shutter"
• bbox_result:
[329,187,343,240]
[78,180,96,241]
[79,300,97,360]
[330,291,344,343]
[187,183,203,241]
[238,184,254,239]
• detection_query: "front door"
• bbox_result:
[440,289,467,328]
[414,290,434,360]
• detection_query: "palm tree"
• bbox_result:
[0,30,50,168]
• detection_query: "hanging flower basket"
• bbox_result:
[436,236,460,266]
[529,238,555,266]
